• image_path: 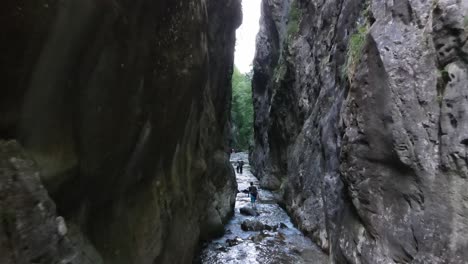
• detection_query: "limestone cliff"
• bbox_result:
[252,0,468,263]
[0,0,241,263]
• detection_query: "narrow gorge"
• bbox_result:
[1,0,467,263]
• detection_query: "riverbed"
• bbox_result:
[196,153,327,264]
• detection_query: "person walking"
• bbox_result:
[248,182,258,208]
[239,160,244,174]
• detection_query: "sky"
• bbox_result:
[234,0,262,73]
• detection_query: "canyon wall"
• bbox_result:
[252,0,468,263]
[0,0,241,263]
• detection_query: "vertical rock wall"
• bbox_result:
[0,0,241,263]
[252,0,468,263]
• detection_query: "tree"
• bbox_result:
[231,67,253,151]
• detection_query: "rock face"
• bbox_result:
[252,0,468,263]
[0,140,101,264]
[0,0,240,263]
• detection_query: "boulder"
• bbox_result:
[239,206,259,216]
[241,219,270,232]
[249,231,270,243]
[226,237,243,247]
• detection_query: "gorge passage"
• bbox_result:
[1,0,468,264]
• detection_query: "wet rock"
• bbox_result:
[241,219,270,232]
[239,206,260,216]
[264,224,277,232]
[276,232,286,241]
[226,237,243,247]
[240,188,250,195]
[290,247,302,255]
[241,220,263,231]
[279,223,288,229]
[216,246,228,252]
[249,231,270,243]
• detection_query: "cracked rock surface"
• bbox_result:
[252,0,468,263]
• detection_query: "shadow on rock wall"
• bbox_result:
[0,0,241,263]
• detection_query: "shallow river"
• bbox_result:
[196,153,327,264]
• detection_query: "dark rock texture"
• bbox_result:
[239,206,260,216]
[0,140,100,264]
[241,219,268,231]
[252,0,468,263]
[0,0,241,263]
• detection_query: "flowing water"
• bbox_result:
[196,153,327,264]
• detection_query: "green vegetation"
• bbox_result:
[231,67,254,151]
[344,25,368,80]
[342,1,371,81]
[287,1,301,39]
[436,68,449,104]
[440,68,449,82]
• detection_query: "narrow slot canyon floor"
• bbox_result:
[196,153,327,264]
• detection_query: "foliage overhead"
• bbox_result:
[231,67,254,151]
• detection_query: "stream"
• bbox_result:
[196,153,327,264]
